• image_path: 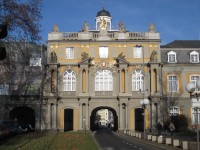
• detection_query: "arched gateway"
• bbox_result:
[44,8,161,133]
[10,106,35,129]
[90,106,118,131]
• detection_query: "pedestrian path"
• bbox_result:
[118,130,198,150]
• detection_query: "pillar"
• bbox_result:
[119,69,122,93]
[79,103,83,130]
[80,69,83,93]
[85,103,89,130]
[125,104,128,129]
[52,103,57,129]
[86,69,89,93]
[82,69,86,93]
[125,69,128,93]
[119,103,123,130]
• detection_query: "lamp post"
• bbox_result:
[140,99,149,139]
[185,79,200,150]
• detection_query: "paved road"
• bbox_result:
[94,128,168,150]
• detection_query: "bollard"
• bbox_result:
[166,138,172,145]
[173,139,180,147]
[182,141,189,150]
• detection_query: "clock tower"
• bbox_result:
[96,8,112,31]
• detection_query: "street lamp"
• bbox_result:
[140,99,149,139]
[185,79,200,150]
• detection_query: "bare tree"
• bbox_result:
[0,0,42,42]
[0,0,43,83]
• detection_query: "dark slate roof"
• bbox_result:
[161,50,200,64]
[161,40,200,48]
[96,8,111,17]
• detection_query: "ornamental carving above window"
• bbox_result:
[90,60,117,76]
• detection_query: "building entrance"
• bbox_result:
[64,109,73,131]
[90,106,118,131]
[135,108,144,132]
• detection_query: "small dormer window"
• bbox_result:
[190,51,199,63]
[167,51,177,63]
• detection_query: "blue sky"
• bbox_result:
[41,0,200,44]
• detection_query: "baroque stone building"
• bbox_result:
[161,40,200,127]
[44,8,162,132]
[1,9,199,132]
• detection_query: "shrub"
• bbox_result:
[163,114,188,132]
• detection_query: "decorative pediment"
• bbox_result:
[118,52,125,60]
[90,60,117,76]
[78,53,92,65]
[81,52,89,61]
[115,52,130,65]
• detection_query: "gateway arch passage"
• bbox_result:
[10,106,35,129]
[90,106,118,131]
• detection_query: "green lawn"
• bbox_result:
[0,131,99,150]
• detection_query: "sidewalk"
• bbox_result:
[146,130,197,142]
[116,131,181,150]
[119,130,198,150]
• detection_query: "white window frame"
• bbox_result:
[190,51,199,63]
[192,107,200,124]
[169,106,180,116]
[168,75,178,92]
[63,71,76,91]
[99,47,108,58]
[0,84,9,95]
[190,75,200,91]
[66,47,74,59]
[133,46,142,58]
[30,57,41,66]
[132,70,144,91]
[167,51,177,63]
[95,70,113,91]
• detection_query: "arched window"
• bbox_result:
[132,70,144,91]
[169,106,180,116]
[95,70,113,91]
[63,71,76,91]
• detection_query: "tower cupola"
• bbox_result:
[95,8,112,31]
